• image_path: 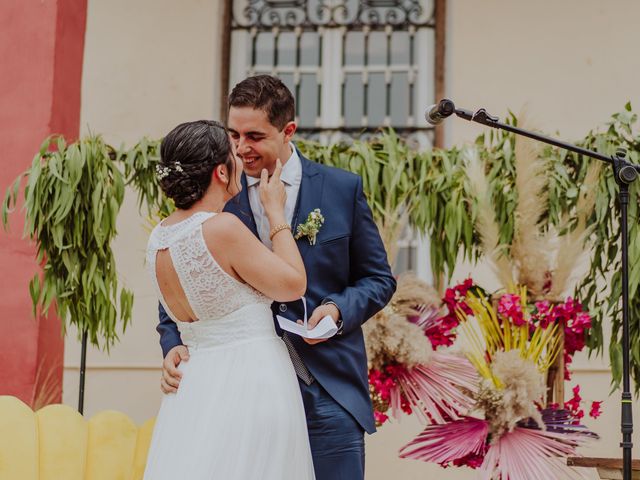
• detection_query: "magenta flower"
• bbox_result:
[531,300,558,328]
[374,411,389,425]
[497,294,526,326]
[590,401,603,419]
[431,278,475,347]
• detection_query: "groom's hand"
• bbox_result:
[161,345,190,394]
[297,303,341,345]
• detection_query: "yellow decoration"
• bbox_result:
[37,404,88,480]
[130,419,157,480]
[0,396,38,480]
[0,396,155,480]
[86,411,138,480]
[456,289,563,389]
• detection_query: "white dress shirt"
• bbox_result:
[246,145,302,250]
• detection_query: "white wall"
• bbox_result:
[445,0,640,146]
[79,0,222,145]
[66,1,640,478]
[64,0,223,421]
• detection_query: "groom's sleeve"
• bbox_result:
[323,177,396,336]
[157,303,183,357]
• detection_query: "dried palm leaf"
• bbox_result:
[32,353,62,410]
[399,417,489,464]
[478,427,593,480]
[393,353,478,424]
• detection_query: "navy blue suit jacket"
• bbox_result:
[157,152,396,434]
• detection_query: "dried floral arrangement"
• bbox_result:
[399,285,601,479]
[359,126,605,479]
[364,274,477,426]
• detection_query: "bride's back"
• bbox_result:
[147,211,270,324]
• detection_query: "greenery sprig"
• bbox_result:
[2,136,132,349]
[298,130,436,267]
[299,108,640,391]
[3,106,638,390]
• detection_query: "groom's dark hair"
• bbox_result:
[228,75,295,131]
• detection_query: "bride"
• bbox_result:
[143,120,315,479]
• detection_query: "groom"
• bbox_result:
[157,75,396,479]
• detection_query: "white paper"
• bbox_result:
[277,314,338,339]
[276,296,338,339]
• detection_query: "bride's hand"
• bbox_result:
[259,159,286,221]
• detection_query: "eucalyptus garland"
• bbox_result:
[416,106,640,391]
[117,136,171,217]
[2,136,133,349]
[576,106,640,390]
[298,130,432,266]
[301,108,640,391]
[3,107,638,389]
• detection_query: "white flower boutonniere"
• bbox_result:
[295,208,325,245]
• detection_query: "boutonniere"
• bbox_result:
[295,208,325,245]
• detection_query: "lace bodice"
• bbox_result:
[147,212,271,323]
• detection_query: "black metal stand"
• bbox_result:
[78,329,88,415]
[440,99,640,480]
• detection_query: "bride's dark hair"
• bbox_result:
[158,120,235,209]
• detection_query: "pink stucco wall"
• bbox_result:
[0,0,86,405]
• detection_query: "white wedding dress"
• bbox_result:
[144,211,315,480]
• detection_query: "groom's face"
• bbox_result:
[227,106,296,178]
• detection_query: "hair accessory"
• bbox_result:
[155,161,183,180]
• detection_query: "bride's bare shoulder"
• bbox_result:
[201,212,250,242]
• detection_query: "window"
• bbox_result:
[230,0,437,146]
[228,0,440,277]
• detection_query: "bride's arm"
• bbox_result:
[207,214,305,302]
[203,161,306,302]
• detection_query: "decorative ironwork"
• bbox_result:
[232,0,435,30]
[231,0,436,149]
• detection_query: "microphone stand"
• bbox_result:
[448,102,639,480]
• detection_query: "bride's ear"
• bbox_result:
[213,164,229,185]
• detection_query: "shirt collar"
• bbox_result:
[246,143,301,187]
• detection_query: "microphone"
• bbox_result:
[425,99,455,125]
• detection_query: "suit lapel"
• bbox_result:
[227,173,259,238]
[228,155,323,252]
[293,154,324,259]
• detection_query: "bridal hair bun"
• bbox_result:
[158,120,231,209]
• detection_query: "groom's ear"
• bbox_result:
[282,121,297,142]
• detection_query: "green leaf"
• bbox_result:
[28,275,41,317]
[39,137,52,156]
[610,340,623,390]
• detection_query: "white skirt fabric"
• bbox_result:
[144,304,315,480]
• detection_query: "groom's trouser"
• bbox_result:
[299,379,365,480]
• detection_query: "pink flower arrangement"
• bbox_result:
[401,410,597,478]
[430,277,474,347]
[368,355,478,427]
[399,279,602,477]
[365,275,477,428]
[432,280,597,384]
[531,300,555,328]
[441,280,597,389]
